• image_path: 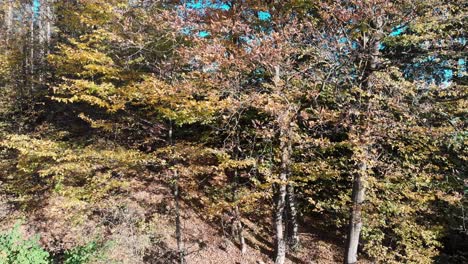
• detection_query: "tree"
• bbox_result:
[315,1,466,263]
[48,2,224,263]
[176,3,325,262]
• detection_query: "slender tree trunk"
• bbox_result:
[38,0,52,50]
[169,121,184,264]
[37,0,52,83]
[273,65,288,264]
[5,1,13,40]
[43,0,52,45]
[45,1,51,48]
[174,171,184,264]
[38,0,45,84]
[38,0,44,47]
[344,153,367,264]
[344,23,381,261]
[273,65,297,264]
[274,116,291,264]
[286,184,299,249]
[234,204,246,254]
[274,171,287,264]
[29,3,35,92]
[232,161,246,254]
[285,107,298,249]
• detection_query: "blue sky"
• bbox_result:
[186,0,230,11]
[33,0,40,18]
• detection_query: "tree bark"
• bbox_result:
[286,184,299,250]
[344,154,367,264]
[344,22,381,261]
[274,167,287,264]
[273,65,298,264]
[173,171,185,264]
[29,2,35,92]
[38,0,52,49]
[4,0,13,39]
[234,205,246,254]
[44,0,52,46]
[274,112,292,264]
[169,121,184,264]
[38,0,45,84]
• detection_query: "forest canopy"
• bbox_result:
[0,1,466,264]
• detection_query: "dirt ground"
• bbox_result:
[0,173,368,264]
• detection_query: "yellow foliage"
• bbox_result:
[0,134,154,203]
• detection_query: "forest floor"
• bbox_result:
[0,164,362,264]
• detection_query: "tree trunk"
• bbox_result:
[37,0,52,49]
[29,3,35,92]
[274,115,291,264]
[44,0,52,45]
[173,171,185,264]
[286,184,299,250]
[231,168,247,254]
[344,151,368,264]
[38,0,45,84]
[344,24,381,262]
[274,173,287,264]
[234,205,246,254]
[168,121,184,264]
[5,0,13,39]
[273,65,296,264]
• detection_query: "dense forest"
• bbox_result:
[0,1,466,263]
